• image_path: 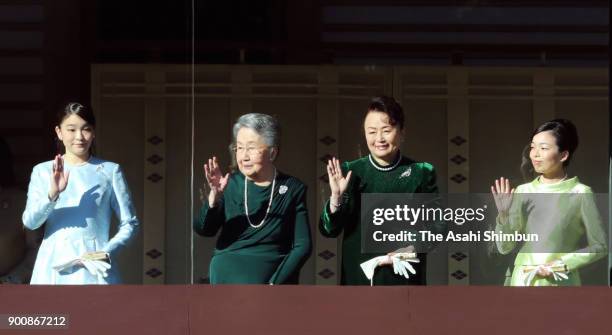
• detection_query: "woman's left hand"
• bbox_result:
[536,262,553,277]
[78,251,111,278]
[378,246,415,266]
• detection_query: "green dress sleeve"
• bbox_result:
[415,163,446,252]
[319,162,352,237]
[417,162,448,252]
[193,199,226,237]
[269,185,312,284]
[417,162,438,193]
[559,190,608,271]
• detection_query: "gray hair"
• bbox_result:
[232,113,281,148]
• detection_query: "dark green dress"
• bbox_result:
[195,171,312,284]
[319,155,441,285]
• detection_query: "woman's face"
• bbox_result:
[529,130,568,175]
[55,114,94,159]
[364,111,402,162]
[235,127,274,180]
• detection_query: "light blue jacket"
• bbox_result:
[23,157,139,284]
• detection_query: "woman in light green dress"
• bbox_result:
[491,119,607,286]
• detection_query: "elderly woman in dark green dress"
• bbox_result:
[320,96,441,285]
[194,113,311,284]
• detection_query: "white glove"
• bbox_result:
[53,258,82,273]
[81,259,111,278]
[360,255,389,286]
[360,253,420,285]
[53,252,111,278]
[522,261,568,286]
[391,253,420,279]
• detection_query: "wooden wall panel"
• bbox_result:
[92,64,608,285]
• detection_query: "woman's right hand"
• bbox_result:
[49,154,70,201]
[204,156,229,207]
[327,158,352,213]
[491,177,514,215]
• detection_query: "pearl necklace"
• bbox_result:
[244,169,276,228]
[368,152,401,172]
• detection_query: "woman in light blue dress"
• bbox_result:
[22,102,139,284]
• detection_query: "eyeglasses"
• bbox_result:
[233,145,267,156]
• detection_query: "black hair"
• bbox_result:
[521,118,579,180]
[365,96,405,130]
[56,102,96,154]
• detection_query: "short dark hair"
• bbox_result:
[521,118,579,180]
[365,96,404,130]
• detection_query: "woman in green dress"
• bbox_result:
[194,113,312,284]
[320,96,441,285]
[491,119,607,286]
